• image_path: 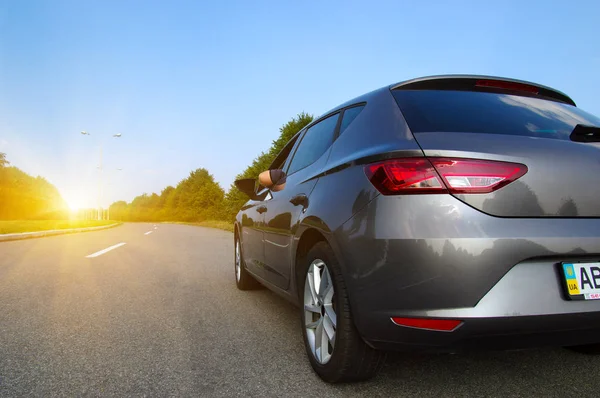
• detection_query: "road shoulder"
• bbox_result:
[0,222,123,243]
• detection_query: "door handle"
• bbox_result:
[256,205,268,214]
[290,194,309,209]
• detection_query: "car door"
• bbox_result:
[240,196,268,276]
[261,112,341,289]
[240,131,303,282]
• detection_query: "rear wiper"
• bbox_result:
[570,124,600,143]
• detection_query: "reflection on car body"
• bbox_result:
[233,75,600,383]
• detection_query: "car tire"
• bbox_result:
[235,234,261,291]
[300,241,386,383]
[565,343,600,355]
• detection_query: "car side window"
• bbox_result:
[287,113,339,175]
[255,133,302,196]
[280,130,305,172]
[339,105,365,136]
[269,133,301,171]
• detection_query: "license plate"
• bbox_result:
[562,262,600,300]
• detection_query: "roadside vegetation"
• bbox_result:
[163,220,235,233]
[108,112,314,229]
[0,152,68,220]
[0,112,314,234]
[0,219,116,234]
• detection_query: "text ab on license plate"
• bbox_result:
[562,262,600,300]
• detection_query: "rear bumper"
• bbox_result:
[332,194,600,352]
[361,260,600,352]
[365,312,600,353]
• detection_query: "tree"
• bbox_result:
[110,169,225,222]
[108,201,128,221]
[172,168,225,221]
[0,153,67,220]
[0,152,8,168]
[108,111,314,223]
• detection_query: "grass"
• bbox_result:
[195,220,234,232]
[0,219,117,234]
[162,220,234,233]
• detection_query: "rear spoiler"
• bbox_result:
[390,75,576,106]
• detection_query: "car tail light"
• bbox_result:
[430,158,527,194]
[365,158,527,195]
[391,317,463,332]
[364,159,447,195]
[475,79,539,94]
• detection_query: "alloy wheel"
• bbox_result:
[304,259,337,364]
[235,240,241,282]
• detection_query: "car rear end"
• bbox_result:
[334,76,600,353]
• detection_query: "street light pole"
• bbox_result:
[98,143,103,221]
[81,131,122,221]
[106,168,123,222]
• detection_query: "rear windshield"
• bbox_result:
[392,90,600,140]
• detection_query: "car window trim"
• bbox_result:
[281,108,346,174]
[334,102,367,141]
[283,128,308,176]
[265,102,367,186]
[268,131,303,171]
[285,112,341,178]
[281,128,306,174]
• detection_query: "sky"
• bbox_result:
[1,0,599,209]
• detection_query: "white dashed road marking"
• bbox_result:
[85,242,127,258]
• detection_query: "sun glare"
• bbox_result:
[64,193,86,212]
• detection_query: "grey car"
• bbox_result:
[233,75,600,383]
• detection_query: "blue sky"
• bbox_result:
[1,0,599,209]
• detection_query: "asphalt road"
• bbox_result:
[1,223,599,397]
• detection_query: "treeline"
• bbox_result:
[109,168,225,222]
[0,152,68,220]
[110,112,314,222]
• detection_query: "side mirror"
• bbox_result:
[258,169,287,192]
[234,178,260,200]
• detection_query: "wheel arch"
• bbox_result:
[295,228,326,301]
[293,220,342,303]
[234,221,240,240]
[293,223,377,354]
